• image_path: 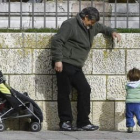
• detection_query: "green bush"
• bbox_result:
[0,28,58,33]
[0,28,139,33]
[117,28,140,33]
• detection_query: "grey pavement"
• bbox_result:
[0,130,140,140]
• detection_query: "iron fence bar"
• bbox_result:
[8,0,10,28]
[20,0,22,30]
[3,0,140,29]
[55,0,58,28]
[32,1,34,29]
[115,0,117,28]
[103,0,105,25]
[94,0,96,8]
[67,0,69,19]
[91,0,93,7]
[139,0,140,29]
[79,0,81,12]
[126,0,129,28]
[44,0,46,28]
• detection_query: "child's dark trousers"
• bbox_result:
[126,103,140,127]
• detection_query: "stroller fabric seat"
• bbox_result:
[0,71,43,132]
[0,83,11,94]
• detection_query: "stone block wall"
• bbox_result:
[0,33,140,131]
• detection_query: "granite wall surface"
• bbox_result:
[0,33,140,131]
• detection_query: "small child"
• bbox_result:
[125,68,140,133]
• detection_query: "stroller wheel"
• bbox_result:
[0,123,5,132]
[30,122,41,132]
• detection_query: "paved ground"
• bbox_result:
[1,130,140,140]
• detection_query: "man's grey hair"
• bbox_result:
[79,7,100,21]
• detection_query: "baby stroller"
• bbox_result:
[0,71,43,132]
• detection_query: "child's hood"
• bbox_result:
[127,80,140,88]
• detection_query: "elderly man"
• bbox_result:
[51,7,121,131]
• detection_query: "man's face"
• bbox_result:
[83,16,96,28]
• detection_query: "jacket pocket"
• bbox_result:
[63,47,72,58]
[69,48,72,58]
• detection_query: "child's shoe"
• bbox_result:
[127,127,133,133]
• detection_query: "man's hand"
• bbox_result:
[55,62,63,72]
[112,32,121,42]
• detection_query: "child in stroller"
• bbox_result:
[0,71,43,132]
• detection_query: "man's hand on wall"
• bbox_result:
[55,62,63,72]
[112,32,121,43]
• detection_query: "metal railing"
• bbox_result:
[0,0,139,29]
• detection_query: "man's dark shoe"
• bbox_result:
[78,124,99,131]
[127,127,133,133]
[59,121,77,131]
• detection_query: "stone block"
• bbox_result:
[1,75,8,83]
[10,3,30,12]
[115,101,126,131]
[0,3,9,12]
[127,50,140,72]
[111,20,140,29]
[92,34,113,49]
[86,75,106,100]
[114,33,140,49]
[110,4,139,28]
[107,76,127,100]
[31,1,73,13]
[0,49,32,74]
[0,33,23,49]
[5,119,20,130]
[92,49,125,74]
[19,118,31,131]
[72,1,111,15]
[128,20,140,29]
[136,124,140,131]
[92,101,115,130]
[33,49,54,74]
[111,4,139,13]
[33,17,66,29]
[23,33,37,48]
[36,33,54,49]
[11,17,31,29]
[72,88,78,101]
[9,75,36,100]
[97,33,140,49]
[41,101,59,130]
[71,102,78,126]
[23,33,54,49]
[83,50,93,74]
[35,75,53,100]
[52,75,57,100]
[89,101,93,123]
[0,17,8,28]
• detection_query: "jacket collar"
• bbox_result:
[127,80,140,88]
[76,14,88,31]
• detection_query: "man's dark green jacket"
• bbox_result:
[51,14,115,67]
